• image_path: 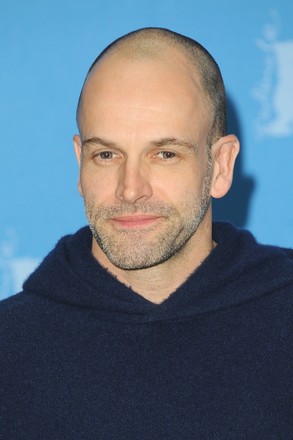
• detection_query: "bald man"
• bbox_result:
[1,28,292,439]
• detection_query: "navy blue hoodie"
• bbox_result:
[0,223,292,439]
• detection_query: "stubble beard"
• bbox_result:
[85,158,213,270]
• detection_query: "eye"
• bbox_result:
[156,151,177,160]
[93,150,120,163]
[98,151,115,160]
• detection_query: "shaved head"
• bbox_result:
[77,27,226,147]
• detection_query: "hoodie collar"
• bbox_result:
[23,223,293,322]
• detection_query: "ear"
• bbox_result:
[210,134,240,199]
[73,134,83,196]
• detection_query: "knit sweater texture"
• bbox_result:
[0,222,292,439]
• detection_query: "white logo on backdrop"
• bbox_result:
[253,11,293,137]
[0,228,39,300]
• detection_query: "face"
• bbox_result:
[75,49,214,270]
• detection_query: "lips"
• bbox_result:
[110,214,163,228]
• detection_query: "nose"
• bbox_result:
[115,159,153,204]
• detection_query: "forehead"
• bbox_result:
[78,48,210,141]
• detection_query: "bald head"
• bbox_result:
[76,28,226,146]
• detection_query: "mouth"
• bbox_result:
[110,214,164,229]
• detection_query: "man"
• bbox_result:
[1,28,292,439]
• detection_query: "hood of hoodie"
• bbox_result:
[23,222,293,322]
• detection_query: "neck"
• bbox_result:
[92,219,214,304]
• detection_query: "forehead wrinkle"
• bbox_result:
[80,60,208,138]
[79,46,211,148]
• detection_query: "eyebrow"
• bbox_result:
[81,136,197,150]
[81,136,116,149]
[151,137,197,150]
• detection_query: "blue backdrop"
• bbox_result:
[1,0,292,299]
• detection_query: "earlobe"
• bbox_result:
[210,134,240,199]
[73,134,83,196]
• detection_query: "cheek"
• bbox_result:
[152,169,202,204]
[79,167,116,204]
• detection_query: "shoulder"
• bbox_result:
[0,288,66,345]
[0,292,43,332]
[210,222,293,304]
[213,221,293,268]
